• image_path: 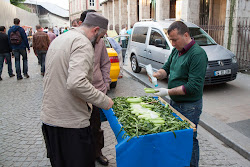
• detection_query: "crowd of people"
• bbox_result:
[0,10,207,167]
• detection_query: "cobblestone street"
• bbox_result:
[0,51,249,167]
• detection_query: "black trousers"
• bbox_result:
[42,124,95,167]
[90,105,104,158]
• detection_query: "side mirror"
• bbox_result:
[155,39,166,49]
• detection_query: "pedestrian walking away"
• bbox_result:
[33,25,50,76]
[151,21,208,167]
[53,26,59,36]
[80,10,112,166]
[119,25,128,50]
[41,12,114,167]
[47,28,56,42]
[8,18,30,80]
[0,26,15,81]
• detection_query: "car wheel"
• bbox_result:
[110,81,117,88]
[131,55,141,73]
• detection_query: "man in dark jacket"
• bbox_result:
[8,18,30,80]
[0,26,15,81]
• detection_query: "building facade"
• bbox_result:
[23,0,69,28]
[69,0,101,24]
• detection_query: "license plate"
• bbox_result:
[214,69,231,76]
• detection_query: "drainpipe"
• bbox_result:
[227,0,236,51]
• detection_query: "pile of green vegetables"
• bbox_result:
[112,96,191,141]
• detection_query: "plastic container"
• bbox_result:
[145,64,158,87]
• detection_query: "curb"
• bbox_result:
[123,68,250,161]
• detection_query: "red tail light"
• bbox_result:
[109,56,119,63]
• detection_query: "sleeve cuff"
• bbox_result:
[182,85,187,94]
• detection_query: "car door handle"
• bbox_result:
[144,49,147,52]
[148,50,151,54]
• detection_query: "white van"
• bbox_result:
[126,20,238,85]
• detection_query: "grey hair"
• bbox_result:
[81,23,106,35]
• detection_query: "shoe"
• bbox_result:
[9,74,15,77]
[41,72,44,76]
[24,74,30,78]
[96,155,109,166]
[17,76,23,80]
[0,77,2,81]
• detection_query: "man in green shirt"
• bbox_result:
[153,21,208,167]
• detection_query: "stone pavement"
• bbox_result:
[0,50,250,167]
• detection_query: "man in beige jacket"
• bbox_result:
[41,13,113,167]
[80,10,111,166]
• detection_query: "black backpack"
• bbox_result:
[10,28,22,45]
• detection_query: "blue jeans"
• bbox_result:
[121,40,127,48]
[170,99,202,167]
[13,49,28,78]
[37,50,47,73]
[0,53,13,77]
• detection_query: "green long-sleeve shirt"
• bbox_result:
[162,43,208,102]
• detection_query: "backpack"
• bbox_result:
[10,28,22,45]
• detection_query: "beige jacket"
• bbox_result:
[41,27,110,128]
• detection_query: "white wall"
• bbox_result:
[40,13,70,28]
[0,0,39,31]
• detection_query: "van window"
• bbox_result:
[189,28,216,46]
[149,29,170,49]
[132,27,148,43]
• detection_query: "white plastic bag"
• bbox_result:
[145,64,158,87]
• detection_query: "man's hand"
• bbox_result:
[153,69,167,80]
[105,98,114,110]
[154,88,169,97]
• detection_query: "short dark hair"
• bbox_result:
[14,18,20,25]
[167,21,189,35]
[36,25,42,30]
[72,18,80,24]
[80,9,96,22]
[0,26,5,31]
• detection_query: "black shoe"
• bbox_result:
[0,77,2,81]
[9,74,15,77]
[17,76,23,80]
[96,155,109,166]
[24,74,30,78]
[41,72,44,76]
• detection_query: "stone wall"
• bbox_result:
[156,0,170,21]
[224,0,250,53]
[0,1,39,31]
[180,0,199,25]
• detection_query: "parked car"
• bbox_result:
[126,19,238,85]
[103,37,120,88]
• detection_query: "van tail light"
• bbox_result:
[109,56,119,63]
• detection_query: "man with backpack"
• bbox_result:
[8,18,30,80]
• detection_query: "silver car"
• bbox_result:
[126,20,238,85]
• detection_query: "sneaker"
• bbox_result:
[17,76,23,80]
[9,74,15,77]
[24,74,30,78]
[0,77,2,81]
